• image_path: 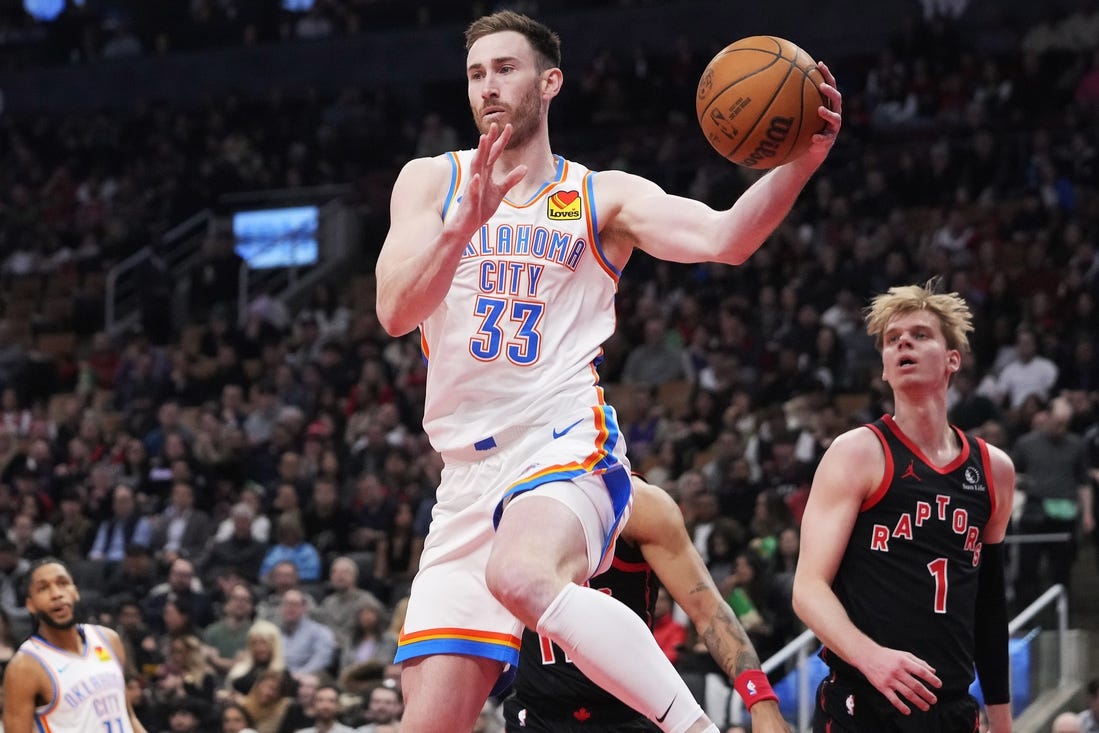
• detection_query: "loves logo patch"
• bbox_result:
[548,190,582,220]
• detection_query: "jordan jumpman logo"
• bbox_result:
[901,460,921,481]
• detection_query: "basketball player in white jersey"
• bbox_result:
[375,11,841,733]
[3,558,148,733]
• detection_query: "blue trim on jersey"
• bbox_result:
[474,436,498,451]
[585,172,620,278]
[394,637,520,667]
[21,647,60,716]
[440,152,460,220]
[508,155,565,207]
[595,463,633,562]
[31,625,92,657]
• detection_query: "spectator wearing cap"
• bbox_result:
[258,514,321,583]
[88,483,153,567]
[202,500,269,584]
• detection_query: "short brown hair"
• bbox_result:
[465,11,561,70]
[864,278,973,353]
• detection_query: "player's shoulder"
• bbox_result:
[589,167,664,201]
[397,153,456,181]
[824,424,882,459]
[3,646,50,688]
[979,439,1016,483]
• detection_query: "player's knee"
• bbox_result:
[485,554,557,625]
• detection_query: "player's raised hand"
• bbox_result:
[859,645,941,714]
[450,123,527,237]
[808,61,842,156]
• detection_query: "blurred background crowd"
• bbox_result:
[0,0,1098,731]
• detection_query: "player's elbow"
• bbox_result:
[375,296,416,338]
[790,575,815,623]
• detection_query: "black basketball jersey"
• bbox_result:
[510,537,660,724]
[823,415,997,695]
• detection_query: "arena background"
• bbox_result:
[0,0,1096,731]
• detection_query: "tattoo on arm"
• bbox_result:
[702,606,761,678]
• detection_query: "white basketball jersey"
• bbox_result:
[422,152,619,454]
[18,624,134,733]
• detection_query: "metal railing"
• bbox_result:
[719,583,1069,732]
[104,209,212,334]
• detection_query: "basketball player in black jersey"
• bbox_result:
[793,281,1015,733]
[505,476,791,732]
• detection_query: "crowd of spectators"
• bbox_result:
[0,2,1097,729]
[0,0,651,70]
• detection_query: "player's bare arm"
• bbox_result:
[983,444,1016,545]
[979,444,1016,733]
[375,122,526,336]
[792,427,942,715]
[594,62,842,269]
[2,651,54,733]
[102,627,150,733]
[627,478,791,732]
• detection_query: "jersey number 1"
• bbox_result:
[927,557,949,614]
[103,719,126,732]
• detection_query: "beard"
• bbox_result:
[36,607,78,630]
[472,81,542,149]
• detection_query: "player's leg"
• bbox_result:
[486,478,716,733]
[396,458,522,733]
[401,654,503,732]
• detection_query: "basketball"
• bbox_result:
[696,36,827,169]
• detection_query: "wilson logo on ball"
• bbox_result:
[739,116,794,167]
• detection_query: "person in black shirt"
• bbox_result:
[793,281,1015,732]
[505,476,789,732]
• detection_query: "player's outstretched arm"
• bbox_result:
[593,63,841,270]
[3,652,50,733]
[792,429,942,715]
[375,122,526,336]
[627,477,791,732]
[102,627,150,733]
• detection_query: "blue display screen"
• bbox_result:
[233,206,319,269]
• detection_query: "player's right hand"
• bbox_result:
[748,700,793,732]
[448,123,526,239]
[859,646,941,714]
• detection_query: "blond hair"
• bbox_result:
[465,11,561,70]
[226,619,287,687]
[864,278,973,353]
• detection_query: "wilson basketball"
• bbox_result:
[696,36,827,169]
